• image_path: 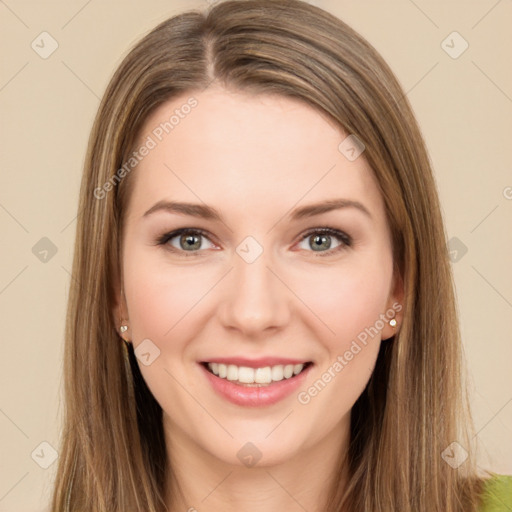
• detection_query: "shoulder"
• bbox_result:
[478,474,512,511]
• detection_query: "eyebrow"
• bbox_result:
[143,198,372,222]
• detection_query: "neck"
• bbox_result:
[163,414,350,512]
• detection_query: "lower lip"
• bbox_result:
[200,364,312,407]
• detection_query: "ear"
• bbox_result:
[381,271,404,341]
[111,270,131,342]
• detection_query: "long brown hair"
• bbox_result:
[50,0,485,510]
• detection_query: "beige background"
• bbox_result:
[1,0,511,509]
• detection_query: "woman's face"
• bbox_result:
[115,87,402,468]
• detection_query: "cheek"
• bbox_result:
[295,256,392,414]
[290,255,392,347]
[293,263,388,422]
[123,250,201,340]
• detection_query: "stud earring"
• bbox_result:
[389,318,397,327]
[119,324,131,348]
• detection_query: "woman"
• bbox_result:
[50,0,511,510]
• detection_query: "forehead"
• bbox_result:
[126,87,385,224]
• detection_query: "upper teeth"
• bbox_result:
[207,363,305,384]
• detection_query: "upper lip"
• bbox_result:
[201,357,312,368]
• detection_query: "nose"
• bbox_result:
[217,245,291,337]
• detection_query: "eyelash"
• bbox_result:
[156,227,352,257]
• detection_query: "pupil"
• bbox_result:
[311,234,330,251]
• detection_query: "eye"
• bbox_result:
[156,226,352,257]
[296,227,352,256]
[157,228,217,254]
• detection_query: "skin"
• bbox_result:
[113,86,403,512]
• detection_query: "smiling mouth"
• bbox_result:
[201,361,313,387]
